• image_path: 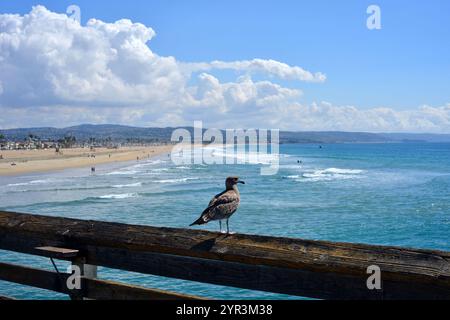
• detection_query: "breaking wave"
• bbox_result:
[106,170,139,176]
[155,177,199,184]
[7,179,54,187]
[112,182,142,188]
[284,168,365,182]
[98,193,138,199]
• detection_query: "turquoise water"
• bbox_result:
[1,143,449,299]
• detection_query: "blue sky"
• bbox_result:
[3,0,449,109]
[0,1,449,131]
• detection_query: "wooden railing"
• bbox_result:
[0,210,449,300]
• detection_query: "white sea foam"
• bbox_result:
[141,168,170,175]
[148,159,167,165]
[131,159,167,168]
[7,179,53,187]
[150,168,169,172]
[298,167,365,182]
[7,182,32,187]
[205,147,280,165]
[155,177,199,184]
[106,170,139,175]
[112,182,142,188]
[284,175,301,179]
[279,164,306,170]
[98,193,137,199]
[320,168,364,175]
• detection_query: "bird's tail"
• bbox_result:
[189,216,206,226]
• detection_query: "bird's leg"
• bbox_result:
[226,219,235,235]
[220,220,227,234]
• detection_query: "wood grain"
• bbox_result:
[0,262,203,300]
[0,210,449,299]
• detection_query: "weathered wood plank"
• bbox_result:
[35,246,79,259]
[0,261,69,294]
[89,245,450,299]
[0,211,449,299]
[84,278,203,300]
[0,262,204,300]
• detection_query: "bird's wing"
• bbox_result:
[207,190,226,207]
[200,190,240,223]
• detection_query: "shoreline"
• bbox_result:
[0,145,174,177]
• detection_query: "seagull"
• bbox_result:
[190,176,245,234]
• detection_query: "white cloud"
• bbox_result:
[0,6,186,109]
[0,6,449,133]
[184,74,302,115]
[185,59,326,82]
[257,102,450,133]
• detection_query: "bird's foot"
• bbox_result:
[220,230,228,234]
[227,231,236,235]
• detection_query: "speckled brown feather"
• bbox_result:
[190,189,240,225]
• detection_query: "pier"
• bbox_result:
[0,210,449,300]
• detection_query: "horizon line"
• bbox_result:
[1,123,450,136]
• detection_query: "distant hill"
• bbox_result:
[280,131,390,143]
[0,124,176,143]
[379,133,450,143]
[1,124,450,144]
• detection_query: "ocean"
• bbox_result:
[1,143,449,299]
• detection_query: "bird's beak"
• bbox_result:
[238,180,245,184]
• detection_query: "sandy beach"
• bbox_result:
[0,145,174,176]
